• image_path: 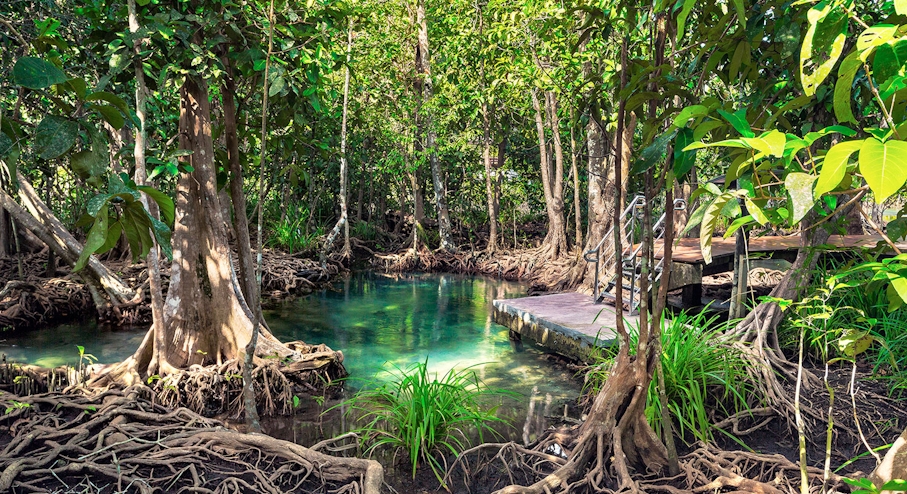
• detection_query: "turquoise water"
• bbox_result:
[0,272,583,445]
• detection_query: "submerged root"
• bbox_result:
[0,388,382,493]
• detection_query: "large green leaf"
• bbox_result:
[0,132,12,158]
[785,172,817,224]
[70,126,109,185]
[857,25,899,60]
[859,138,907,203]
[672,104,709,128]
[34,116,78,160]
[632,129,677,174]
[717,108,753,138]
[74,207,108,271]
[834,52,862,124]
[91,104,125,130]
[800,2,848,96]
[12,57,68,89]
[674,128,697,180]
[815,140,863,197]
[137,185,175,226]
[873,40,907,90]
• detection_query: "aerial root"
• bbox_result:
[0,388,382,494]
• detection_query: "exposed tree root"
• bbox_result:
[371,246,579,292]
[0,388,382,493]
[0,250,341,332]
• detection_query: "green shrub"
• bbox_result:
[267,217,323,254]
[585,309,755,443]
[351,220,378,242]
[340,359,514,485]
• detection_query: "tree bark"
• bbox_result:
[129,0,168,375]
[531,89,567,259]
[482,102,498,253]
[325,20,353,257]
[222,60,258,307]
[416,0,454,252]
[570,112,582,247]
[5,175,137,308]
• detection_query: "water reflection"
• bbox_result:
[263,272,583,448]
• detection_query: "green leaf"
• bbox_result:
[0,132,12,158]
[857,25,899,60]
[800,2,848,96]
[717,108,754,138]
[673,104,709,128]
[724,215,754,239]
[834,52,862,124]
[700,191,744,264]
[744,130,786,157]
[85,92,130,116]
[137,185,175,226]
[745,197,769,225]
[888,217,907,241]
[785,172,817,224]
[892,275,907,305]
[91,104,125,130]
[897,0,907,15]
[97,221,123,255]
[675,0,697,44]
[674,128,697,179]
[816,140,863,197]
[633,129,677,174]
[859,138,907,203]
[838,329,874,357]
[12,57,68,89]
[34,116,78,160]
[873,40,907,90]
[74,207,108,271]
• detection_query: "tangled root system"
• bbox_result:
[0,388,382,493]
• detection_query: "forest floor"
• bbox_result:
[383,360,905,493]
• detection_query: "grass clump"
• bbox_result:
[267,216,323,254]
[341,359,514,485]
[585,309,755,443]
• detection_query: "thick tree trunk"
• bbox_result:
[416,0,454,252]
[100,77,293,386]
[531,89,567,259]
[577,114,636,289]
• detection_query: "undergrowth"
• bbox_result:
[777,261,907,395]
[338,359,515,486]
[584,309,755,444]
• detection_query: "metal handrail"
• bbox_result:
[584,196,686,313]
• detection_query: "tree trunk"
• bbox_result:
[577,114,636,289]
[325,21,353,258]
[0,207,9,257]
[531,89,566,259]
[3,175,137,308]
[416,0,454,252]
[482,102,498,253]
[570,113,582,247]
[222,59,258,307]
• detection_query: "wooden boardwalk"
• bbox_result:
[493,292,638,361]
[494,234,906,361]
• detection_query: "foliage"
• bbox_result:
[267,216,323,254]
[845,477,907,494]
[339,359,514,486]
[585,310,755,443]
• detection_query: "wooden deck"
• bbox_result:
[493,292,637,361]
[493,234,906,361]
